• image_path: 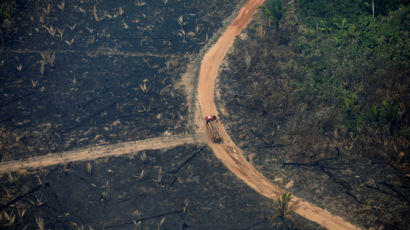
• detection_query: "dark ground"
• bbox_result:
[0,1,325,229]
[3,0,407,229]
[0,0,242,160]
[0,145,323,230]
[217,12,410,230]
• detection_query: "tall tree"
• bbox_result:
[258,0,285,30]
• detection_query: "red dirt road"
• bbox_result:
[197,0,361,229]
[0,135,195,174]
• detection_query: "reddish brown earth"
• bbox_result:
[197,0,360,229]
[0,135,195,173]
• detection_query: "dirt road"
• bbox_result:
[0,135,195,174]
[197,0,360,229]
[0,0,361,228]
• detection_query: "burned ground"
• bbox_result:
[0,145,322,230]
[0,0,241,160]
[0,1,324,229]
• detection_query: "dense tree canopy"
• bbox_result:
[258,0,286,29]
[250,0,409,164]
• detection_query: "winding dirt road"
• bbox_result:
[197,0,360,229]
[0,1,361,228]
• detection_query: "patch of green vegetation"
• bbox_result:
[258,0,287,30]
[248,0,408,165]
[276,192,292,218]
[268,192,293,226]
[341,96,399,133]
[294,0,409,134]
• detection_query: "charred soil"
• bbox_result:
[0,0,241,160]
[0,145,323,230]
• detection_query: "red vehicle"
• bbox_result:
[205,115,217,123]
[205,115,222,143]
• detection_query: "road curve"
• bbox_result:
[196,0,360,229]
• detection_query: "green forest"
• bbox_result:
[250,0,409,166]
[295,0,408,132]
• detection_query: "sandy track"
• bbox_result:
[196,0,360,229]
[0,135,195,174]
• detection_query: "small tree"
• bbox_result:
[277,192,292,218]
[258,0,285,30]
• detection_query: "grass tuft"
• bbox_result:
[35,216,45,230]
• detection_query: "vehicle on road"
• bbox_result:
[205,115,223,143]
